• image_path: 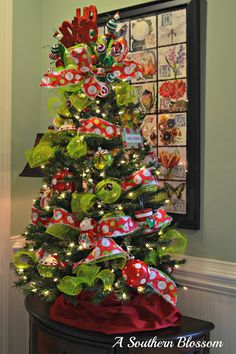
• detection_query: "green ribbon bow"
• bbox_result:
[57,265,115,295]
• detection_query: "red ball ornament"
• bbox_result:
[51,169,76,192]
[122,259,150,288]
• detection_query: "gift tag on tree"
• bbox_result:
[121,128,143,149]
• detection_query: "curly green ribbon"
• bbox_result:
[57,265,115,295]
[13,250,37,270]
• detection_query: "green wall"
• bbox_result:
[11,0,42,235]
[12,0,236,262]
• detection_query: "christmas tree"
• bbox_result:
[13,5,187,331]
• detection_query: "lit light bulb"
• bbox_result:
[69,242,75,248]
[66,251,72,256]
[175,265,179,269]
[53,278,58,282]
[41,165,45,169]
[32,288,37,293]
[137,286,144,293]
[165,199,170,204]
[43,290,50,296]
[122,293,127,300]
[183,286,188,291]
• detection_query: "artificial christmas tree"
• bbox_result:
[13,5,187,334]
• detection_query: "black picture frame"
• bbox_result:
[98,0,204,230]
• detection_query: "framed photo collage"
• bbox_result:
[98,0,202,229]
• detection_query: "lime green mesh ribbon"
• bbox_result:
[25,132,57,168]
[67,135,87,159]
[13,250,37,270]
[71,192,96,220]
[57,265,115,295]
[159,229,187,257]
[48,87,92,118]
[46,223,76,239]
[115,82,138,106]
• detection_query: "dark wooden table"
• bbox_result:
[25,296,214,354]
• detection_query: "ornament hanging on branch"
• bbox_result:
[51,169,76,193]
[36,249,58,278]
[122,259,150,288]
[95,179,121,204]
[93,147,113,170]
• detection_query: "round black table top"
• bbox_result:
[25,295,214,344]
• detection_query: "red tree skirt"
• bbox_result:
[50,292,181,334]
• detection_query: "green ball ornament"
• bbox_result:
[96,179,121,204]
[93,147,113,170]
[37,264,54,278]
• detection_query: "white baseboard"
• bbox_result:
[175,255,236,296]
